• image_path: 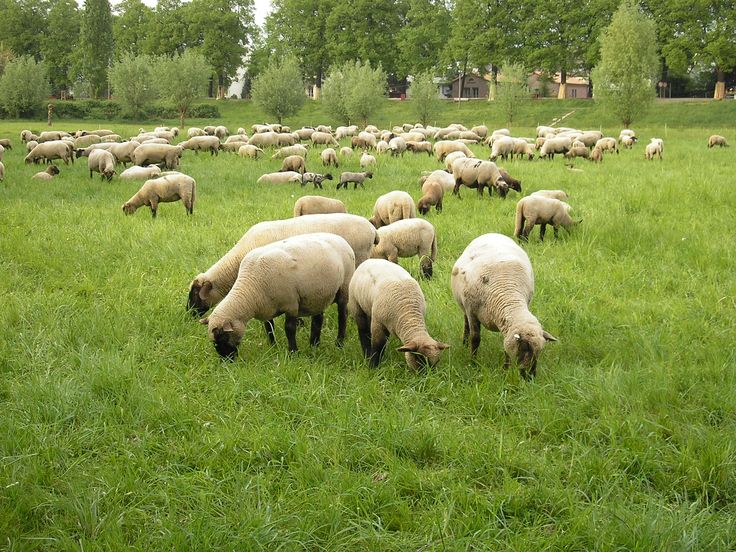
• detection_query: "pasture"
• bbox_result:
[1,101,735,549]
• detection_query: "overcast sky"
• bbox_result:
[109,0,273,26]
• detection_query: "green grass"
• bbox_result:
[1,109,735,549]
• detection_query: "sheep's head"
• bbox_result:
[200,317,245,360]
[398,339,449,370]
[417,199,431,215]
[47,165,60,176]
[122,202,137,215]
[504,329,558,379]
[365,172,373,179]
[495,179,509,198]
[187,276,221,316]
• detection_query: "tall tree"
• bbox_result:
[591,0,658,126]
[113,0,153,58]
[109,53,158,118]
[251,56,306,124]
[41,0,79,97]
[408,71,440,126]
[76,0,114,98]
[322,60,387,125]
[397,0,451,76]
[144,0,191,57]
[0,0,49,60]
[496,61,529,123]
[159,50,210,127]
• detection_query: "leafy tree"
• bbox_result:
[109,53,158,118]
[591,0,658,126]
[345,61,387,125]
[0,55,49,117]
[159,50,210,127]
[76,0,114,98]
[0,0,49,60]
[251,56,306,124]
[42,0,80,97]
[143,0,190,57]
[113,0,153,58]
[496,62,529,124]
[397,0,451,76]
[408,71,440,126]
[0,45,13,76]
[321,63,351,124]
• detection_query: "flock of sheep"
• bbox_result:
[9,121,730,377]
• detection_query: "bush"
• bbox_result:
[109,53,159,118]
[408,71,440,127]
[0,56,50,118]
[322,60,387,125]
[17,100,219,121]
[251,55,305,124]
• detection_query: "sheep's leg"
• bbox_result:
[309,314,324,347]
[420,255,433,279]
[335,291,348,347]
[436,199,443,213]
[452,181,463,198]
[539,223,547,241]
[462,315,470,344]
[354,309,372,358]
[553,225,559,239]
[369,322,389,367]
[149,197,159,218]
[263,320,276,344]
[523,217,535,241]
[284,316,299,352]
[468,315,481,357]
[503,352,511,370]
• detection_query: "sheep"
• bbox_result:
[132,144,183,170]
[433,140,475,161]
[120,165,162,180]
[536,125,556,138]
[349,259,448,368]
[444,150,468,171]
[0,144,4,162]
[294,127,315,141]
[389,136,407,156]
[530,189,569,201]
[26,140,38,153]
[0,139,12,150]
[122,173,196,218]
[180,136,220,156]
[236,127,247,136]
[577,131,603,148]
[87,149,116,181]
[337,171,373,190]
[539,136,572,159]
[321,148,339,168]
[452,158,509,198]
[37,131,70,143]
[186,213,379,316]
[372,218,437,278]
[645,141,663,160]
[594,137,619,154]
[564,145,590,159]
[311,131,339,146]
[74,134,102,149]
[335,125,359,140]
[280,155,306,174]
[136,137,170,145]
[21,130,38,143]
[200,233,355,359]
[299,172,333,189]
[31,165,61,180]
[471,125,489,138]
[214,126,229,140]
[293,196,347,217]
[276,132,298,146]
[417,177,445,215]
[376,140,390,155]
[490,136,515,162]
[620,135,636,149]
[618,129,636,143]
[272,145,309,160]
[238,144,264,158]
[360,152,376,168]
[708,135,729,148]
[591,146,603,163]
[248,132,280,148]
[25,141,74,165]
[511,138,535,160]
[400,131,425,143]
[514,195,575,241]
[315,125,332,134]
[650,138,664,151]
[498,168,522,193]
[419,169,455,193]
[406,141,433,156]
[451,233,558,379]
[256,171,302,184]
[340,146,353,157]
[352,132,377,150]
[368,190,416,228]
[203,125,216,135]
[187,127,206,138]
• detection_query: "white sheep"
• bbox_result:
[272,145,309,160]
[490,136,515,162]
[369,191,416,228]
[238,144,264,158]
[31,165,61,180]
[388,136,407,156]
[452,158,509,198]
[280,155,306,174]
[293,196,347,217]
[201,233,355,358]
[339,146,353,157]
[120,165,162,180]
[372,218,437,278]
[417,176,445,215]
[132,144,182,170]
[451,233,558,379]
[539,136,572,159]
[25,141,74,165]
[348,259,448,368]
[87,149,116,181]
[321,148,339,168]
[180,136,221,155]
[708,135,729,148]
[433,140,475,161]
[0,161,3,181]
[360,152,376,168]
[594,137,619,154]
[256,171,302,184]
[514,195,575,241]
[645,140,663,160]
[311,131,339,146]
[336,171,373,190]
[530,190,569,201]
[122,173,196,218]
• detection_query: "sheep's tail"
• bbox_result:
[513,201,524,238]
[430,231,437,261]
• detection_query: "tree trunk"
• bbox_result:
[313,66,322,99]
[458,57,468,99]
[179,110,185,129]
[714,69,726,100]
[557,69,567,99]
[488,64,498,101]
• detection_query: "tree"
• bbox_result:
[0,0,49,60]
[0,56,49,117]
[143,0,191,57]
[113,0,153,58]
[109,53,158,118]
[159,50,210,127]
[408,71,439,126]
[591,0,658,126]
[496,62,529,124]
[397,0,450,76]
[321,63,351,124]
[344,61,387,125]
[250,56,306,124]
[42,0,80,97]
[76,0,114,98]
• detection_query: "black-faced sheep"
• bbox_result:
[372,218,437,278]
[122,173,196,218]
[337,171,373,190]
[417,178,444,215]
[452,158,509,198]
[368,190,416,228]
[87,149,116,181]
[514,195,576,241]
[707,135,728,148]
[293,196,347,217]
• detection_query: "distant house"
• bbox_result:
[528,71,590,98]
[449,73,490,99]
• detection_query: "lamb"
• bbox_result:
[490,136,515,162]
[293,195,347,217]
[375,140,390,155]
[708,135,729,148]
[451,233,558,379]
[200,233,355,358]
[238,145,264,158]
[340,146,353,157]
[433,140,475,161]
[24,141,74,165]
[256,171,302,184]
[452,158,509,198]
[311,131,339,146]
[360,152,376,168]
[417,177,444,215]
[337,171,373,190]
[530,189,569,201]
[122,173,196,218]
[21,130,38,143]
[180,136,221,155]
[645,140,663,160]
[280,155,306,174]
[368,190,416,228]
[406,141,432,155]
[514,195,575,241]
[418,170,455,194]
[214,126,229,140]
[591,146,603,163]
[187,213,379,316]
[372,218,437,278]
[321,148,339,168]
[389,136,407,156]
[0,139,12,150]
[299,172,333,188]
[120,165,162,180]
[87,149,116,181]
[31,165,61,180]
[349,259,448,368]
[272,145,309,159]
[539,136,572,159]
[594,137,618,154]
[132,144,183,170]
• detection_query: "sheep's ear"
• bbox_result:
[222,321,235,332]
[436,342,450,350]
[397,341,418,353]
[543,331,558,342]
[199,317,209,325]
[198,280,213,301]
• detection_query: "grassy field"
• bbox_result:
[1,100,735,550]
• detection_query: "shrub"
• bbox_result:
[109,53,159,118]
[0,56,50,118]
[408,71,440,127]
[251,55,306,124]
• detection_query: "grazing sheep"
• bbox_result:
[25,141,74,165]
[536,125,556,138]
[498,168,522,193]
[276,132,298,146]
[618,129,636,143]
[21,130,38,143]
[74,134,102,149]
[360,152,376,168]
[280,155,306,174]
[122,173,196,218]
[321,148,339,168]
[708,135,729,148]
[87,149,116,181]
[539,136,572,159]
[37,130,70,143]
[369,190,416,228]
[187,127,207,138]
[452,158,509,198]
[256,171,302,184]
[650,138,664,151]
[247,132,280,148]
[444,150,468,171]
[132,144,183,170]
[214,126,229,140]
[335,125,359,140]
[337,171,373,190]
[339,146,353,157]
[530,190,569,201]
[372,218,437,278]
[238,144,264,158]
[388,136,407,156]
[645,140,663,160]
[433,140,475,162]
[417,178,444,215]
[272,145,309,159]
[201,233,355,358]
[311,131,339,146]
[514,195,575,241]
[511,138,535,160]
[349,259,448,368]
[490,136,515,162]
[25,140,38,153]
[564,146,590,159]
[294,127,315,141]
[620,135,636,149]
[180,136,221,155]
[591,146,603,163]
[315,125,332,134]
[577,131,603,148]
[31,165,61,180]
[0,139,12,150]
[120,165,162,180]
[594,137,619,154]
[451,233,558,379]
[299,172,333,189]
[187,213,378,316]
[471,125,489,138]
[293,196,347,217]
[419,169,456,194]
[376,140,390,155]
[352,132,377,149]
[406,141,433,156]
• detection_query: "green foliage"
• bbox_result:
[0,0,48,60]
[397,0,450,76]
[113,0,153,58]
[592,0,658,127]
[76,0,115,99]
[408,71,440,127]
[41,0,80,95]
[250,56,306,124]
[321,64,351,124]
[0,56,49,117]
[108,53,159,118]
[143,0,190,57]
[43,99,219,121]
[158,50,211,127]
[323,60,387,126]
[496,62,529,124]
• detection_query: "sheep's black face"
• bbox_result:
[212,328,238,360]
[418,203,429,215]
[187,284,210,316]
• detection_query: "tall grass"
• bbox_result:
[0,113,734,549]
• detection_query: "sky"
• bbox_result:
[108,0,273,26]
